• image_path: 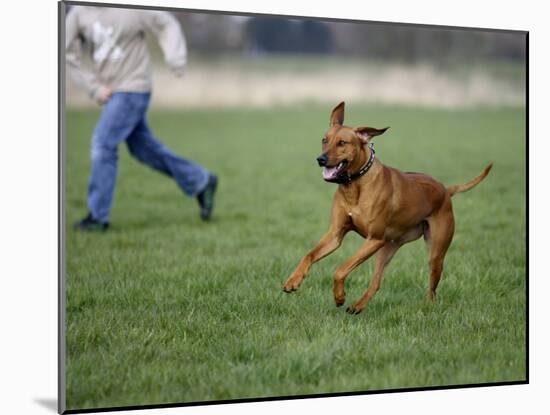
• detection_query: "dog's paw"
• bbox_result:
[346,304,364,315]
[333,290,346,307]
[282,281,300,293]
[283,277,303,293]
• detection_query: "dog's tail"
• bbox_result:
[447,163,493,196]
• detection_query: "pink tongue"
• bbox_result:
[323,166,338,179]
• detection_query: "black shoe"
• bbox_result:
[196,175,218,221]
[73,212,109,232]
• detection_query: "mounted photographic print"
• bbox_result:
[59,0,528,413]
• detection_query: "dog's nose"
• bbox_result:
[317,154,328,167]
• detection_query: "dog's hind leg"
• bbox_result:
[346,224,424,314]
[425,202,455,301]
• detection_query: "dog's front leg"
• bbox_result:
[332,237,385,308]
[283,229,345,293]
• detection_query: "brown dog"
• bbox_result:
[282,102,492,314]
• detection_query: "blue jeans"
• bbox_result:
[87,92,210,223]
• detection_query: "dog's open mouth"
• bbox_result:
[322,160,348,181]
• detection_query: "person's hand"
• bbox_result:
[172,66,185,78]
[94,86,112,105]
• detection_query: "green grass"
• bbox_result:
[65,103,526,410]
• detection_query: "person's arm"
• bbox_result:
[65,9,110,103]
[141,11,187,77]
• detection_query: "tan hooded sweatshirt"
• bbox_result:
[66,6,187,99]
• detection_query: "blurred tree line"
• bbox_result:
[65,5,525,63]
[175,12,525,62]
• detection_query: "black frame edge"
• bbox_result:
[63,381,528,414]
[525,31,529,384]
[58,1,67,414]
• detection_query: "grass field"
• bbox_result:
[64,103,526,411]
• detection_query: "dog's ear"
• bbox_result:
[329,101,345,127]
[355,126,389,144]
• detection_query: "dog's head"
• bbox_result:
[317,102,389,183]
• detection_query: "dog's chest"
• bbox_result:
[346,206,369,234]
[338,186,374,233]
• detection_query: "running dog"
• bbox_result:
[282,102,492,314]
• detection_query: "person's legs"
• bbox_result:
[126,117,210,196]
[85,93,149,224]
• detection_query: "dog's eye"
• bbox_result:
[321,138,328,144]
[338,140,347,146]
